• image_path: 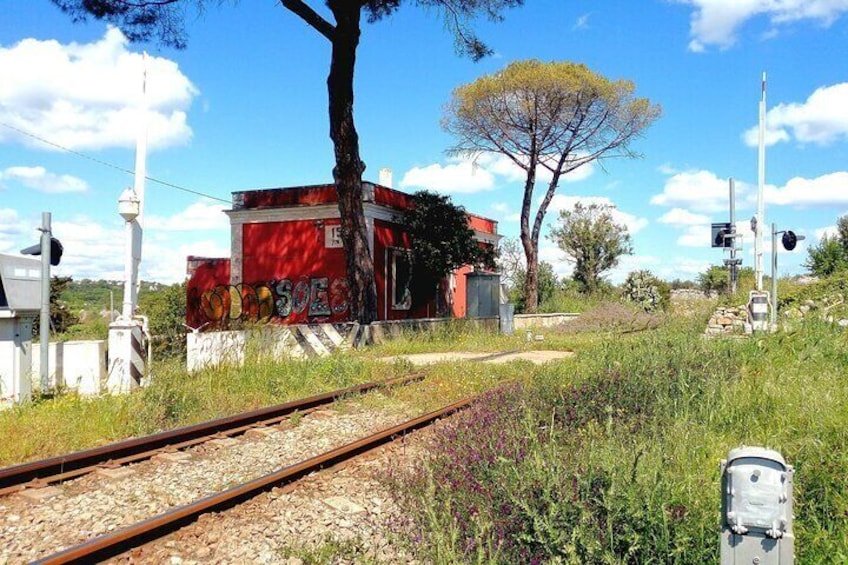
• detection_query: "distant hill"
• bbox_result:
[62,279,168,322]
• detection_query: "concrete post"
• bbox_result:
[38,212,51,392]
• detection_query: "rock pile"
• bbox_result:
[705,305,752,336]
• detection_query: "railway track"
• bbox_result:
[0,373,423,497]
[30,396,475,565]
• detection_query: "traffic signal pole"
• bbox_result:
[771,223,778,329]
[38,212,51,392]
[729,179,738,294]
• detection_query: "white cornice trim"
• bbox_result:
[226,206,340,225]
[364,202,404,224]
[474,230,502,244]
[227,203,406,226]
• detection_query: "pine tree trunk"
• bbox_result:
[327,4,377,324]
[522,238,539,313]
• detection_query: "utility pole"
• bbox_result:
[770,225,805,329]
[727,179,739,294]
[755,72,766,291]
[38,213,51,392]
[106,52,149,394]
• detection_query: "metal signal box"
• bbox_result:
[0,253,41,407]
[720,447,794,564]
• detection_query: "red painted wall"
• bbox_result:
[241,219,350,324]
[236,185,337,209]
[185,257,231,329]
[186,184,499,329]
[468,214,497,235]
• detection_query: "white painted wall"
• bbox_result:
[0,315,34,408]
[32,340,106,396]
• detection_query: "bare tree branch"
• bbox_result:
[280,0,335,41]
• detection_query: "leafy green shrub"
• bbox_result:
[622,269,670,311]
[510,261,561,313]
[778,271,848,320]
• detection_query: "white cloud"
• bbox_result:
[678,0,848,51]
[548,194,649,235]
[0,166,88,193]
[651,169,745,213]
[743,83,848,147]
[677,224,713,247]
[0,208,27,253]
[146,199,229,231]
[3,198,230,283]
[0,27,198,152]
[490,202,521,223]
[573,13,591,30]
[763,171,848,206]
[814,225,839,240]
[657,208,711,226]
[51,216,126,280]
[399,152,594,194]
[400,156,497,194]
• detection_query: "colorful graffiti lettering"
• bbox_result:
[308,277,330,317]
[329,278,349,314]
[292,277,310,314]
[194,277,349,324]
[274,279,292,318]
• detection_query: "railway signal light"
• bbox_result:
[781,230,804,251]
[21,237,63,266]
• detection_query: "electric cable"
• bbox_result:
[0,120,230,204]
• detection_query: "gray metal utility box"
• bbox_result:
[720,446,794,564]
[466,272,500,318]
[0,253,41,407]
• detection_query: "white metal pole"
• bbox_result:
[729,179,737,294]
[39,212,51,391]
[756,72,767,291]
[121,218,135,320]
[130,51,148,316]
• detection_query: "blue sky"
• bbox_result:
[2,0,848,284]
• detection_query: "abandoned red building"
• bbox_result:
[186,181,500,329]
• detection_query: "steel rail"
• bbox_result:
[33,396,475,565]
[0,373,423,494]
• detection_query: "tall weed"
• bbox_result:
[392,319,848,563]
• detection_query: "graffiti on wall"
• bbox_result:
[190,277,350,324]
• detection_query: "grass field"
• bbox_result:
[1,298,846,563]
[389,316,848,563]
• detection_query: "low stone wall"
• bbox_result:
[513,313,579,330]
[671,288,716,302]
[705,306,752,336]
[32,340,106,395]
[369,317,499,342]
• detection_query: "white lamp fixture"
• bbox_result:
[118,188,140,222]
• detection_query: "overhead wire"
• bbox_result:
[0,120,230,204]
